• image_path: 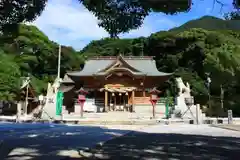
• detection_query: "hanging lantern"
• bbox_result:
[112,93,115,96]
[119,93,122,96]
[125,92,128,95]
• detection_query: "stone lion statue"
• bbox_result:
[175,77,191,97]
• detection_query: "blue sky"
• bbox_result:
[33,0,234,51]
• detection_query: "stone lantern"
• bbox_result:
[149,88,161,118]
[77,88,88,118]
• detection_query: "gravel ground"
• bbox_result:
[81,124,240,160]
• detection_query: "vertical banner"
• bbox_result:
[56,91,63,115]
[165,102,169,118]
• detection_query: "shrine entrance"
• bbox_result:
[100,84,135,112]
[109,92,128,111]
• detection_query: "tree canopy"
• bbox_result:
[79,0,239,37]
[79,0,191,37]
[0,51,21,100]
[1,0,239,38]
[0,24,83,98]
[0,0,47,39]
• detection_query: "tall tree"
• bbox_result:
[79,0,238,37]
[80,0,149,38]
[0,0,47,39]
[0,51,21,100]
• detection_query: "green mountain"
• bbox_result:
[170,16,240,32]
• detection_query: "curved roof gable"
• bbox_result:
[67,55,172,77]
[96,55,142,75]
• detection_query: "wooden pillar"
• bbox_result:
[132,90,135,112]
[104,91,108,112]
[128,93,131,104]
[143,88,146,97]
[94,89,96,104]
[114,96,116,109]
[109,93,112,111]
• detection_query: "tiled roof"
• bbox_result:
[67,59,113,76]
[67,56,172,77]
[125,59,171,76]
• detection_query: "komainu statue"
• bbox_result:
[175,77,191,97]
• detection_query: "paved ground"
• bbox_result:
[82,124,240,160]
[0,123,141,160]
[1,123,240,160]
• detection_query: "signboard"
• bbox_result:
[105,84,124,88]
[56,91,63,115]
[228,110,233,124]
[78,95,86,100]
[48,98,54,103]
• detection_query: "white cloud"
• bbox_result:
[33,0,108,49]
[32,0,178,50]
[120,21,154,38]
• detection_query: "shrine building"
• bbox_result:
[60,55,172,113]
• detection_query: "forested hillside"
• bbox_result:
[1,16,240,116]
[0,24,83,100]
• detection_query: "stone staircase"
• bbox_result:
[62,111,158,121]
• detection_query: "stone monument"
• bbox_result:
[40,78,63,120]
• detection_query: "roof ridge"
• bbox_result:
[89,56,154,60]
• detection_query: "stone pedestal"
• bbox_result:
[74,104,81,114]
[16,103,22,122]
